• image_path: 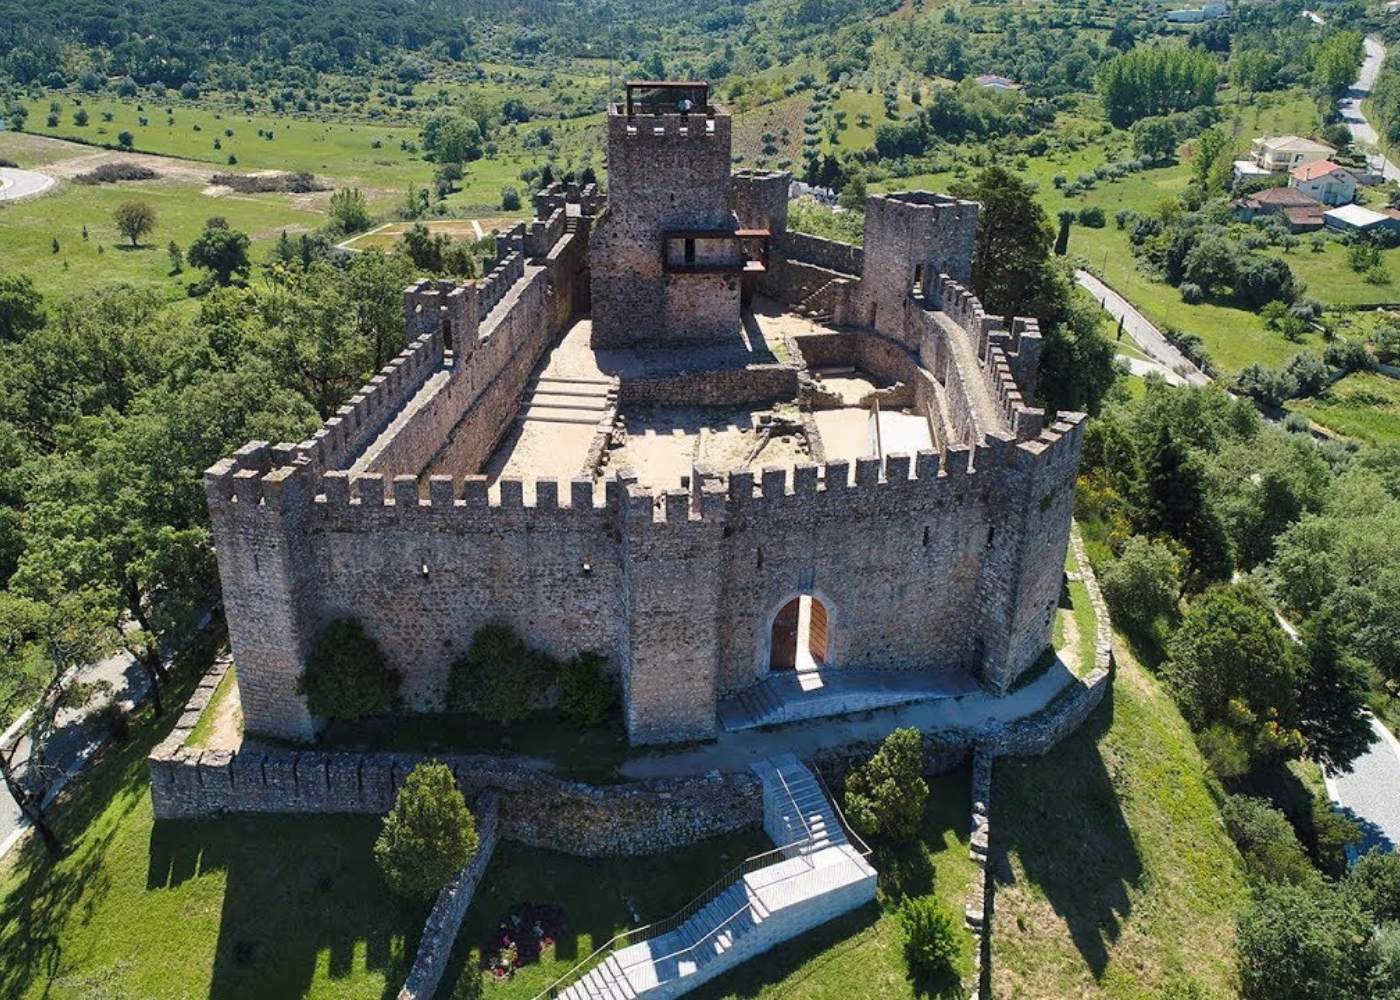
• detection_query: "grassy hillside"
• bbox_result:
[989,640,1249,1000]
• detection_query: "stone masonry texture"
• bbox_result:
[204,85,1086,749]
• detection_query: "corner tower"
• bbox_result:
[590,81,743,348]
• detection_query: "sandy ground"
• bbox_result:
[201,674,245,751]
[812,408,874,464]
[613,407,815,493]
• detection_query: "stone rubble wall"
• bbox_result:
[780,231,863,277]
[618,364,799,407]
[397,792,500,1000]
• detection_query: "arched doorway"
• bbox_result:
[770,595,829,671]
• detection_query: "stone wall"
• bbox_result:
[619,364,799,407]
[149,730,763,854]
[397,792,499,1000]
[781,231,863,276]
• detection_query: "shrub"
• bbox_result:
[74,162,158,185]
[500,185,522,211]
[1077,205,1106,228]
[1237,882,1377,1000]
[844,727,927,842]
[1179,281,1204,304]
[558,651,617,726]
[1100,535,1181,639]
[297,618,401,720]
[1348,847,1400,923]
[374,761,479,899]
[898,894,958,982]
[448,623,556,723]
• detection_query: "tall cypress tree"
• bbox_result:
[1137,425,1233,588]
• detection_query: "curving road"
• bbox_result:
[0,166,56,201]
[1074,270,1212,386]
[1340,35,1400,182]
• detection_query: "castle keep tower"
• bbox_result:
[590,81,744,348]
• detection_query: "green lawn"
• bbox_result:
[1287,370,1400,445]
[0,173,325,300]
[988,641,1249,1000]
[188,666,240,750]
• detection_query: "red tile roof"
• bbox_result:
[1290,159,1348,182]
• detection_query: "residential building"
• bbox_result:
[1289,160,1357,206]
[1251,135,1337,172]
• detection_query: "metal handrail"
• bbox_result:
[530,836,813,1000]
[773,767,816,846]
[812,767,874,858]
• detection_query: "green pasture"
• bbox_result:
[1287,370,1400,445]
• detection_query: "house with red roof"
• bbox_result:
[1289,160,1357,207]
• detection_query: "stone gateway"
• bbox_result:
[206,81,1085,746]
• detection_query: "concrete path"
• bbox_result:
[1324,717,1400,858]
[0,648,150,858]
[1074,270,1211,386]
[1117,353,1186,386]
[620,656,1078,779]
[0,166,55,201]
[1340,36,1400,182]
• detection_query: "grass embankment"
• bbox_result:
[187,666,241,750]
[988,639,1249,1000]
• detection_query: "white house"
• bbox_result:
[1323,203,1400,234]
[1166,1,1228,22]
[1289,160,1357,206]
[1251,135,1337,172]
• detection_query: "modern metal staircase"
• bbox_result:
[539,756,876,1000]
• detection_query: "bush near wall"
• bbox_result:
[447,623,557,724]
[298,618,402,720]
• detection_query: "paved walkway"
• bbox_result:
[1074,271,1211,386]
[1326,717,1400,857]
[0,166,55,201]
[620,656,1078,779]
[1117,354,1186,386]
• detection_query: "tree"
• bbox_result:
[1131,116,1178,162]
[844,727,928,842]
[1054,210,1072,256]
[420,111,483,164]
[116,129,134,149]
[328,187,371,234]
[0,271,44,343]
[1221,795,1319,887]
[838,171,867,211]
[113,201,156,247]
[898,894,959,986]
[374,761,479,898]
[167,241,182,274]
[187,218,251,287]
[1164,582,1301,762]
[447,623,555,724]
[0,589,114,853]
[1348,848,1400,924]
[558,652,617,726]
[1136,424,1233,587]
[1099,535,1181,639]
[1237,882,1377,1000]
[1312,30,1365,95]
[1296,609,1374,773]
[953,166,1117,415]
[1097,46,1218,127]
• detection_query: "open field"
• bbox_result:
[340,217,524,252]
[0,167,325,301]
[989,639,1249,999]
[1287,370,1400,445]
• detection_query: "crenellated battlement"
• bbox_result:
[609,106,730,144]
[533,180,604,219]
[477,251,526,321]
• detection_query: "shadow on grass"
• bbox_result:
[991,692,1142,980]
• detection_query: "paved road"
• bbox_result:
[1074,270,1212,386]
[1117,354,1186,386]
[1340,36,1400,182]
[0,166,55,201]
[0,649,150,858]
[1325,718,1400,858]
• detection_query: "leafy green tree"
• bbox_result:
[328,187,372,234]
[113,200,156,247]
[1131,116,1178,161]
[1296,608,1374,773]
[420,111,483,163]
[845,727,928,842]
[1312,30,1364,94]
[1054,210,1072,256]
[1164,582,1301,764]
[1237,882,1377,1000]
[0,271,44,343]
[374,761,479,899]
[1097,46,1218,127]
[187,217,251,287]
[837,171,867,211]
[1099,535,1181,642]
[953,166,1116,415]
[1348,848,1400,924]
[1136,424,1233,587]
[298,618,401,721]
[558,652,617,726]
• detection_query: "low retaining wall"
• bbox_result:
[398,792,500,1000]
[618,364,799,407]
[149,733,762,856]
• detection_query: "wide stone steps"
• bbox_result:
[517,375,616,426]
[717,668,974,733]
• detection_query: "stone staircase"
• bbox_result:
[547,757,875,1000]
[717,668,978,733]
[518,375,616,426]
[793,278,844,324]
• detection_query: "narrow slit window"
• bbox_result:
[684,238,696,264]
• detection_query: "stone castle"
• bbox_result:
[206,81,1085,746]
